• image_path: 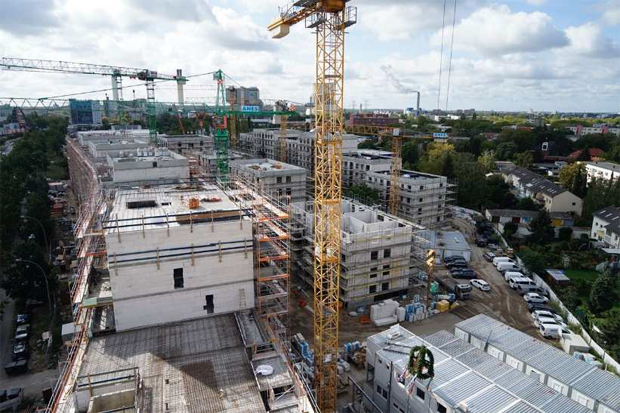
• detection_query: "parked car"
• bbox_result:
[16,314,30,326]
[482,252,495,262]
[475,237,487,247]
[447,261,468,269]
[531,310,562,322]
[494,259,515,269]
[12,341,28,361]
[451,269,477,279]
[518,285,548,297]
[527,302,553,313]
[510,278,536,291]
[470,279,491,291]
[535,316,568,329]
[3,360,28,376]
[492,256,511,266]
[14,325,30,342]
[444,256,467,265]
[524,293,549,304]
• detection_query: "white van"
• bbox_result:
[509,277,536,290]
[539,323,562,339]
[492,256,511,267]
[504,271,525,282]
[495,259,515,269]
[497,262,519,274]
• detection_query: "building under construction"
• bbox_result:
[292,199,426,309]
[47,133,313,412]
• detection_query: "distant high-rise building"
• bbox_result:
[69,99,102,126]
[226,86,263,110]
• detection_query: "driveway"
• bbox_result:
[449,217,539,337]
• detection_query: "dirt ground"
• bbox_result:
[289,216,539,349]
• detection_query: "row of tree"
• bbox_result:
[0,115,68,304]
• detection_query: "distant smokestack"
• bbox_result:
[416,92,420,117]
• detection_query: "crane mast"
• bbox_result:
[213,69,230,184]
[268,2,357,411]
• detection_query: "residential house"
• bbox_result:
[485,209,576,238]
[503,166,583,215]
[591,206,620,249]
[585,161,620,185]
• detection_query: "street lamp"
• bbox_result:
[21,215,50,262]
[15,258,53,316]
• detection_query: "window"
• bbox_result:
[152,161,158,167]
[286,188,292,196]
[419,198,423,202]
[437,403,447,413]
[416,387,425,400]
[384,248,391,258]
[383,271,390,276]
[286,176,291,183]
[277,177,282,183]
[369,285,377,294]
[419,185,424,190]
[382,282,389,291]
[371,251,378,260]
[173,268,184,289]
[370,273,377,278]
[371,266,378,272]
[383,264,390,269]
[204,294,214,314]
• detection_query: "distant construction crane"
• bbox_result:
[268,1,357,411]
[0,57,188,144]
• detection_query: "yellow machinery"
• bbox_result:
[268,2,357,411]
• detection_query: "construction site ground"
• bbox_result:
[289,217,538,349]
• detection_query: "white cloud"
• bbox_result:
[564,22,620,58]
[525,0,547,5]
[437,5,568,56]
[600,0,620,26]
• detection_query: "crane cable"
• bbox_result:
[38,70,219,100]
[445,0,458,111]
[437,0,448,110]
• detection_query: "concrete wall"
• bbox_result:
[108,154,190,183]
[105,220,254,331]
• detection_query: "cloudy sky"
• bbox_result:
[0,0,619,112]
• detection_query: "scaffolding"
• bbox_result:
[230,171,291,345]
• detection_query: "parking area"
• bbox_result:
[449,217,540,337]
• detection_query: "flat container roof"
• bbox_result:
[369,328,591,413]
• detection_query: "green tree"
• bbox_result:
[558,162,587,198]
[477,150,496,173]
[402,141,419,169]
[514,151,533,168]
[441,152,456,178]
[516,197,540,211]
[599,308,620,360]
[589,273,619,315]
[520,249,546,275]
[345,184,381,205]
[528,210,555,245]
[583,177,620,219]
[495,142,517,160]
[358,139,378,150]
[483,175,518,209]
[454,160,487,209]
[503,222,518,239]
[577,145,592,161]
[558,227,573,242]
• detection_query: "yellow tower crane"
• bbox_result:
[388,130,403,216]
[268,2,357,411]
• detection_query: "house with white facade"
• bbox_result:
[107,148,189,183]
[591,206,620,249]
[585,161,620,185]
[342,150,392,188]
[503,166,583,216]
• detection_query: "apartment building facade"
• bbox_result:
[585,161,620,184]
[365,169,455,227]
[342,150,392,188]
[294,200,423,308]
[230,158,307,205]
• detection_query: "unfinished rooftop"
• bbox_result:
[104,183,243,233]
[78,314,267,413]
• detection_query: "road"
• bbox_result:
[0,289,58,398]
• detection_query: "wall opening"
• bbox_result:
[204,294,214,314]
[173,268,184,289]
